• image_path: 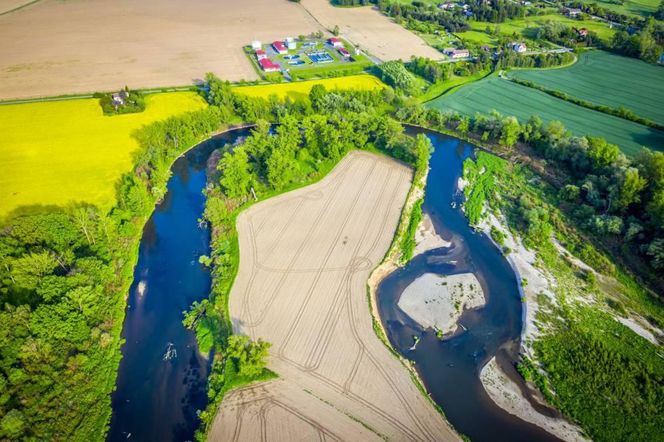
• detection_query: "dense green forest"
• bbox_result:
[0,105,223,440]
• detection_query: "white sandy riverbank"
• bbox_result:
[480,357,588,442]
[413,213,451,257]
[398,272,485,335]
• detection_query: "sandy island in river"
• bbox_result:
[398,272,485,335]
[211,151,457,441]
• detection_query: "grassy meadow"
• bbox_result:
[0,92,206,217]
[460,14,616,45]
[510,51,664,125]
[233,75,384,100]
[575,0,660,17]
[427,76,664,155]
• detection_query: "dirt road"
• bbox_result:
[210,151,458,441]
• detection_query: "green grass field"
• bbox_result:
[510,51,664,125]
[461,14,616,44]
[233,75,384,100]
[0,92,206,217]
[427,76,664,155]
[575,0,660,17]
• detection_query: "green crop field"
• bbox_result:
[462,14,616,44]
[510,51,664,125]
[575,0,660,17]
[427,76,664,155]
[0,92,207,217]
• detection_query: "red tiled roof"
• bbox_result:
[256,49,266,55]
[259,58,280,70]
[272,41,286,51]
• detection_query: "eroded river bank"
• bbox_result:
[376,130,563,442]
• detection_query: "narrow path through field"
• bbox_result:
[210,151,457,441]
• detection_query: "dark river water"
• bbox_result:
[108,130,247,442]
[377,129,560,442]
[109,128,558,441]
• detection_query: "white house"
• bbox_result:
[251,40,262,51]
[512,42,527,53]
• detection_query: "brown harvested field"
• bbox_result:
[0,0,320,100]
[300,0,442,62]
[211,151,458,441]
[1,0,441,100]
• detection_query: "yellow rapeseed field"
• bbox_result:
[233,75,384,101]
[0,92,206,218]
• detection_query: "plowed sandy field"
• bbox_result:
[0,0,441,100]
[211,151,457,441]
[301,0,442,62]
[0,0,319,99]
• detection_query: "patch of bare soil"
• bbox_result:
[210,151,457,441]
[300,0,442,62]
[0,0,321,99]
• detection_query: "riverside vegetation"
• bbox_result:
[181,77,432,440]
[1,56,662,440]
[462,150,663,441]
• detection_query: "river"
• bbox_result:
[377,129,560,441]
[107,130,248,442]
[108,128,557,441]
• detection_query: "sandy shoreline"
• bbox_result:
[480,357,588,442]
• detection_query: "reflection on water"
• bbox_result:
[377,130,560,442]
[108,130,249,442]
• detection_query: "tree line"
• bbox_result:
[395,104,664,285]
[0,104,224,440]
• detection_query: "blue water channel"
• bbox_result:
[377,129,561,442]
[108,130,247,442]
[108,127,560,441]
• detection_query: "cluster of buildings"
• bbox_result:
[444,48,470,59]
[250,36,354,72]
[438,2,473,16]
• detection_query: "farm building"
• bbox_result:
[251,40,262,51]
[111,90,129,107]
[285,37,297,50]
[564,7,582,17]
[328,37,343,48]
[445,48,470,59]
[338,48,350,58]
[259,58,280,72]
[512,43,527,53]
[255,49,267,60]
[272,40,287,55]
[575,28,589,37]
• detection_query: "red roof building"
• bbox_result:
[328,37,343,48]
[338,48,350,58]
[272,41,287,54]
[259,58,280,72]
[255,49,267,60]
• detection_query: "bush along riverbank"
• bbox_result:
[460,150,664,441]
[187,77,433,440]
[0,102,225,440]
